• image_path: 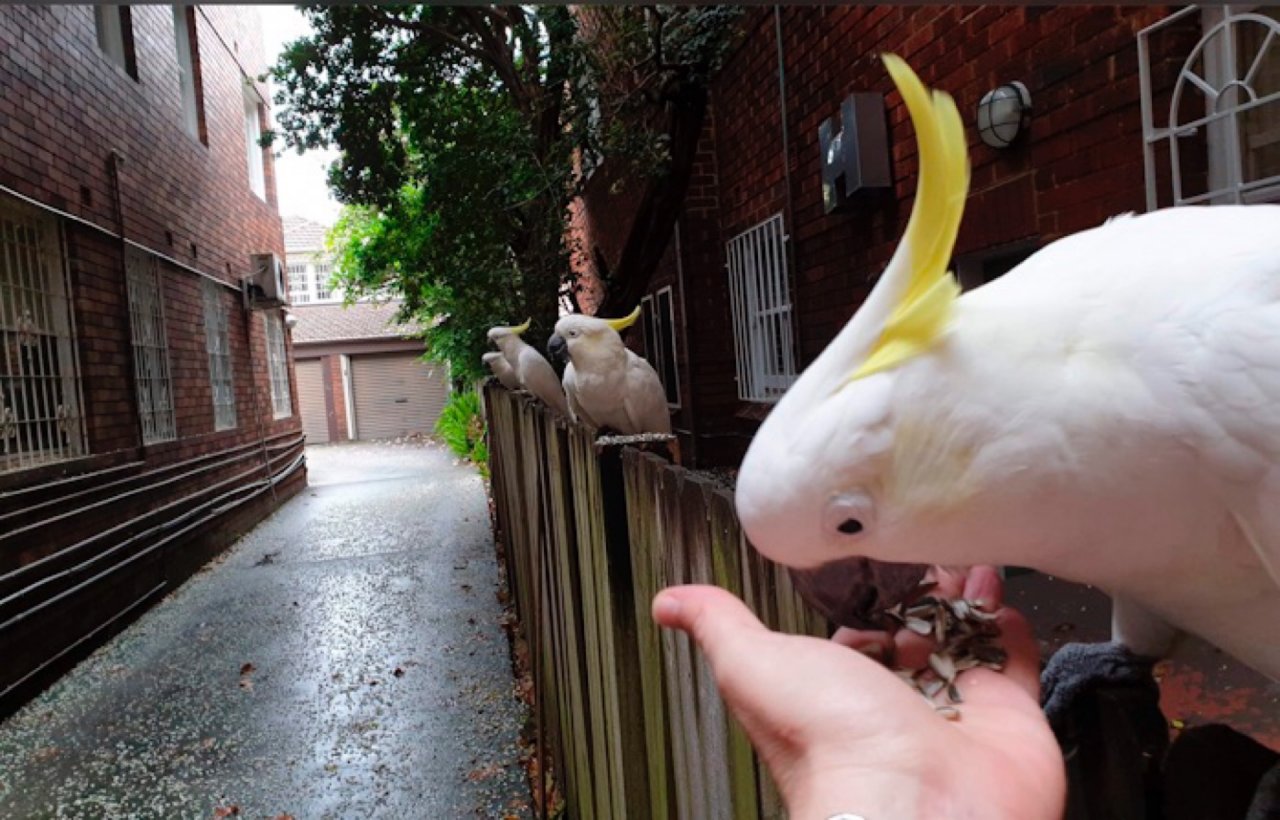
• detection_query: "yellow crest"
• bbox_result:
[509,318,531,335]
[603,305,641,332]
[851,55,969,381]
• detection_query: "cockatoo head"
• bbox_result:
[736,55,972,576]
[546,307,640,365]
[487,319,530,352]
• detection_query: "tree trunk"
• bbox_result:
[596,83,709,317]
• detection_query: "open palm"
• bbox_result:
[653,566,1065,819]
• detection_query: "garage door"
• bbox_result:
[295,359,330,444]
[351,353,449,441]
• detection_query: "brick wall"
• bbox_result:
[0,5,301,715]
[574,5,1200,467]
[0,5,282,282]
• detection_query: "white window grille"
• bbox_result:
[264,312,291,419]
[640,287,681,407]
[243,92,266,199]
[313,261,333,301]
[286,261,310,304]
[202,278,236,430]
[173,5,203,140]
[0,198,86,473]
[726,213,797,403]
[1139,6,1280,207]
[125,247,176,444]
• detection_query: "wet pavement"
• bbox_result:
[0,442,532,819]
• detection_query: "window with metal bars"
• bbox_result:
[725,213,798,403]
[126,247,176,444]
[0,198,86,473]
[202,278,236,431]
[640,287,680,407]
[264,312,292,419]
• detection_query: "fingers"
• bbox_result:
[962,565,1004,608]
[652,585,769,669]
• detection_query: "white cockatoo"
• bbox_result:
[547,307,672,435]
[734,55,1280,693]
[482,351,521,392]
[487,320,569,416]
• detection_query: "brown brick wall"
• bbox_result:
[0,5,282,284]
[573,5,1199,467]
[0,5,301,715]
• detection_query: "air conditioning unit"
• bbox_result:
[245,252,286,309]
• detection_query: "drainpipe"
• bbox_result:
[774,6,804,366]
[107,150,146,450]
[672,219,697,466]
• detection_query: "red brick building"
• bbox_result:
[576,6,1278,467]
[0,5,302,713]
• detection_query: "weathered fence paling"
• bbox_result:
[484,384,823,820]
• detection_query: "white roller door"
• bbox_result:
[350,353,448,441]
[295,359,330,444]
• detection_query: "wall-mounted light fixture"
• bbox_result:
[976,81,1031,149]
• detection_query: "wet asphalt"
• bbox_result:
[0,442,532,819]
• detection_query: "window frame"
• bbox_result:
[264,312,292,419]
[173,4,207,143]
[725,213,798,404]
[95,5,138,80]
[125,247,177,445]
[641,287,681,409]
[0,197,87,474]
[243,90,267,200]
[202,278,236,431]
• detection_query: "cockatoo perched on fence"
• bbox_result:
[487,320,569,416]
[734,55,1280,701]
[547,307,672,436]
[482,351,521,392]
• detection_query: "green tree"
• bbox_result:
[272,5,738,384]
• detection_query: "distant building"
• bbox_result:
[0,5,301,714]
[283,215,342,304]
[290,302,449,443]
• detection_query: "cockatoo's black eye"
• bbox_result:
[836,519,863,535]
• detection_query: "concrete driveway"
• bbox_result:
[0,442,531,819]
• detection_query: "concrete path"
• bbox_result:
[0,442,532,819]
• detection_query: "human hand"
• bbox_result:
[651,566,1065,819]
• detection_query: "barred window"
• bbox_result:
[202,278,235,430]
[264,312,291,419]
[286,261,309,304]
[0,198,86,473]
[640,287,680,407]
[313,261,333,301]
[726,213,798,403]
[125,247,176,443]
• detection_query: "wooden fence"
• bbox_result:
[484,384,826,819]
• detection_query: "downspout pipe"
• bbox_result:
[774,7,803,367]
[107,151,146,450]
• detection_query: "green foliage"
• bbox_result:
[435,389,488,475]
[271,6,740,382]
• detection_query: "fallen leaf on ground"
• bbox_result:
[212,806,239,818]
[393,667,405,678]
[239,663,255,675]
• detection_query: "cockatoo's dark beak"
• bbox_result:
[788,557,929,630]
[547,333,568,363]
